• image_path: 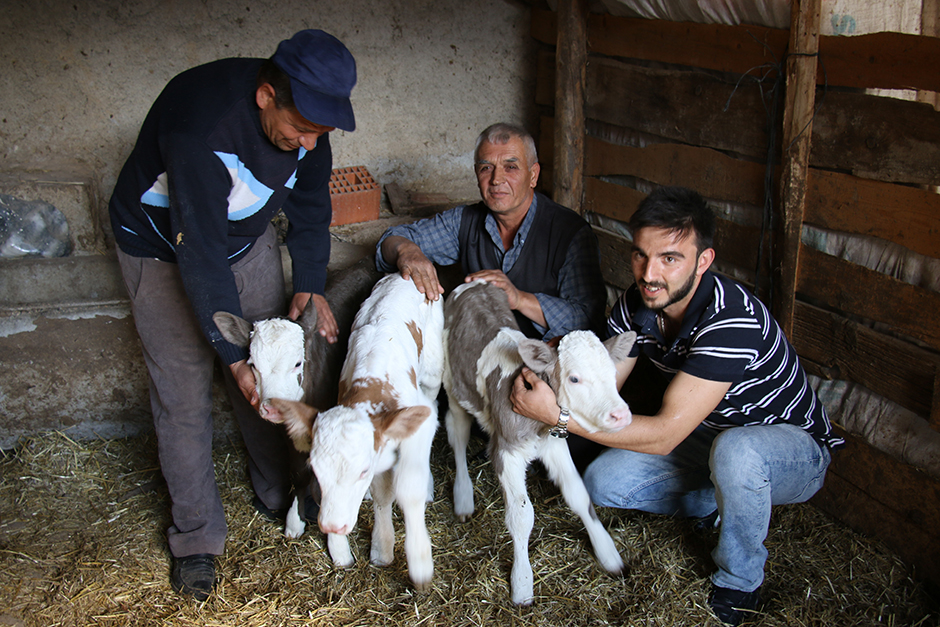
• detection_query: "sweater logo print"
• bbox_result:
[140,172,170,208]
[215,151,274,221]
[284,147,306,189]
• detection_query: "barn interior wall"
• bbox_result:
[0,0,538,449]
[0,0,538,213]
[534,4,940,588]
[597,0,922,34]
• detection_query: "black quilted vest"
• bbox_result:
[458,193,586,338]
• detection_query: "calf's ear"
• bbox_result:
[604,331,637,364]
[213,312,252,347]
[518,338,557,375]
[267,398,319,453]
[298,293,319,331]
[375,405,432,443]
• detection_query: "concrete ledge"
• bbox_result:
[1,252,126,312]
[0,239,373,449]
[0,167,107,255]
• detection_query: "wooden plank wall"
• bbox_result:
[531,8,940,588]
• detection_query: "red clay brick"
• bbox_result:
[329,165,380,226]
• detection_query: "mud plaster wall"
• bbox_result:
[0,0,538,207]
[0,0,538,448]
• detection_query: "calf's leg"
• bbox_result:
[495,448,536,606]
[370,470,396,567]
[397,470,434,590]
[540,437,624,574]
[445,400,475,521]
[327,533,354,568]
[284,497,304,539]
[395,428,436,590]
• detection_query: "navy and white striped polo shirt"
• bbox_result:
[608,271,844,450]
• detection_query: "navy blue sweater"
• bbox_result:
[109,58,333,364]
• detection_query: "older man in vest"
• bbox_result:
[376,123,605,341]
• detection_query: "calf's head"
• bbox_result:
[517,329,637,433]
[267,398,431,536]
[213,312,305,420]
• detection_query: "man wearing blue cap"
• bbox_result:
[108,29,357,600]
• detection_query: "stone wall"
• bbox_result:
[0,0,538,447]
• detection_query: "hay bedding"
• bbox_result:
[0,430,937,627]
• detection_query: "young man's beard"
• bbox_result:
[643,267,697,313]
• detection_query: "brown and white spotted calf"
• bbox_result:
[213,255,382,538]
[443,280,636,605]
[269,272,444,591]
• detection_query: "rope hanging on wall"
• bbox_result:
[722,37,827,308]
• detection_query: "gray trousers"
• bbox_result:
[117,225,293,557]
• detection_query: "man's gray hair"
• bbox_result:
[474,123,538,166]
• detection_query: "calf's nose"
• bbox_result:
[610,406,633,428]
[320,520,349,535]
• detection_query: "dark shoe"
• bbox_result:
[693,509,721,534]
[255,494,319,525]
[171,553,216,601]
[303,494,320,523]
[252,495,287,522]
[709,585,761,625]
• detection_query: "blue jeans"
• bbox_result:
[584,423,831,592]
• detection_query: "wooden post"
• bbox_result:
[932,367,940,433]
[919,0,940,111]
[772,0,821,337]
[553,0,588,213]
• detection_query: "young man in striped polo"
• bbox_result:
[510,186,843,626]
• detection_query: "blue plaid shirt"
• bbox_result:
[376,193,605,339]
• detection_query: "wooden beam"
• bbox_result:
[812,428,940,589]
[542,116,769,207]
[594,226,634,291]
[773,0,821,338]
[932,368,940,433]
[810,92,940,186]
[796,246,940,351]
[384,182,408,214]
[919,0,940,110]
[553,0,588,213]
[532,9,790,77]
[584,137,769,207]
[583,177,645,224]
[806,169,940,259]
[792,301,939,419]
[583,56,772,160]
[533,8,940,93]
[817,30,940,92]
[538,50,940,186]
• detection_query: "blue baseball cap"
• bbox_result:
[271,30,357,132]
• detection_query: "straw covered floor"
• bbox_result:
[1,427,937,627]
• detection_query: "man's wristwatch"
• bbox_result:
[549,407,570,439]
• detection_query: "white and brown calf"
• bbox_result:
[443,280,636,605]
[213,255,382,538]
[269,272,444,591]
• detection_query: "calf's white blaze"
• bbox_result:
[248,318,305,417]
[553,330,633,432]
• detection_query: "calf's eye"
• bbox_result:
[569,375,580,384]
